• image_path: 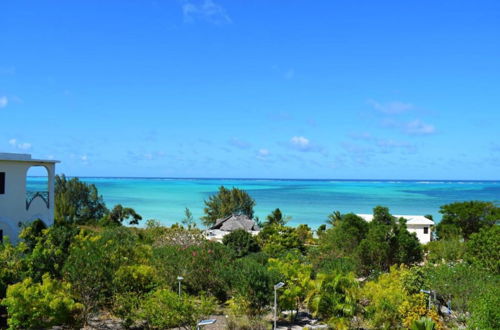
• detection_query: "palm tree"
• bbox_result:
[326,210,342,227]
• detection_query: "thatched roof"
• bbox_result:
[210,214,260,232]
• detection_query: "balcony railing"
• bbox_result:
[26,191,49,210]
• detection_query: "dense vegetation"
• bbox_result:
[0,176,498,329]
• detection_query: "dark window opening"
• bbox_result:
[423,227,429,234]
[0,172,5,194]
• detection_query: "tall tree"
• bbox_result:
[436,201,499,240]
[55,175,108,224]
[201,186,255,227]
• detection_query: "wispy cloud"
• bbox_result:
[289,136,325,154]
[376,139,417,153]
[404,119,436,135]
[256,148,270,160]
[8,138,31,150]
[368,99,414,114]
[127,150,166,162]
[0,96,8,108]
[228,138,251,149]
[382,118,436,136]
[182,0,231,24]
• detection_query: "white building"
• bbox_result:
[0,153,59,243]
[356,214,434,244]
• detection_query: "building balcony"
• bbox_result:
[26,191,49,210]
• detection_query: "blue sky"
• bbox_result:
[1,1,499,179]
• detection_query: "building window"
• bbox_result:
[0,172,5,194]
[423,227,429,234]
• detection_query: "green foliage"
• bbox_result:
[152,241,234,301]
[265,208,290,227]
[319,213,368,257]
[55,174,108,224]
[135,288,216,328]
[232,257,278,316]
[410,317,436,330]
[326,210,342,226]
[100,204,142,226]
[181,207,197,228]
[23,224,79,281]
[201,186,255,227]
[113,264,159,295]
[222,229,260,257]
[360,266,408,328]
[356,207,423,275]
[425,238,465,263]
[468,280,500,329]
[465,225,500,274]
[63,227,151,318]
[306,272,358,324]
[18,219,46,251]
[0,241,25,299]
[2,274,82,329]
[268,253,312,316]
[257,224,305,257]
[424,263,498,314]
[436,201,499,240]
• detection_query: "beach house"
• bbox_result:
[0,153,59,243]
[204,214,260,242]
[356,214,434,244]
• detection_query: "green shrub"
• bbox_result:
[113,264,159,295]
[136,288,216,328]
[222,229,260,257]
[468,281,500,329]
[2,274,82,329]
[465,225,500,274]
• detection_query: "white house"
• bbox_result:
[0,153,59,243]
[356,214,434,244]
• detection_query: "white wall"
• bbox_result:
[0,160,55,243]
[407,225,432,244]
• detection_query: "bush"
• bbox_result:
[465,225,500,274]
[222,229,260,257]
[2,274,82,329]
[136,288,216,328]
[468,281,500,329]
[425,238,465,264]
[113,264,159,295]
[63,227,152,318]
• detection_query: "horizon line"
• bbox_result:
[27,176,500,182]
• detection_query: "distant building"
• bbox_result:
[0,153,59,243]
[356,214,434,244]
[204,214,260,242]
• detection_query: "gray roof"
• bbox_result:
[210,214,260,232]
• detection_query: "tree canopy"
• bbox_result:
[436,201,499,240]
[55,175,108,225]
[201,186,255,227]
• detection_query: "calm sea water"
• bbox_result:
[27,178,500,228]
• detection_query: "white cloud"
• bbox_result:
[404,119,436,135]
[290,136,310,149]
[182,0,231,24]
[368,100,414,114]
[258,149,270,156]
[289,136,326,154]
[0,96,8,108]
[8,138,31,150]
[256,148,270,160]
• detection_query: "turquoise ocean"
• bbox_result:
[27,178,500,228]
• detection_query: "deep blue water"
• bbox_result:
[27,178,500,228]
